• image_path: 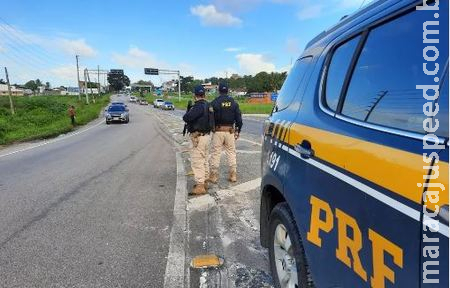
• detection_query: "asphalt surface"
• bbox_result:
[0,96,177,287]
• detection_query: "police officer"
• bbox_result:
[209,83,242,183]
[183,85,212,195]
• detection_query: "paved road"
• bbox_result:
[0,97,176,287]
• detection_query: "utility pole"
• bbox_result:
[177,70,181,102]
[83,69,89,104]
[76,55,81,101]
[97,65,101,96]
[4,67,15,115]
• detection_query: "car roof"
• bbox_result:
[303,0,413,54]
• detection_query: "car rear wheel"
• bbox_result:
[269,203,312,288]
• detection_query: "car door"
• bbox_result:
[284,3,448,287]
[421,71,449,288]
[262,56,314,191]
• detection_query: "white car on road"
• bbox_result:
[153,99,165,108]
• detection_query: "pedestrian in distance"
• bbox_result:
[183,85,214,196]
[209,83,243,184]
[68,105,76,126]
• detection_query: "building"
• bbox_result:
[0,84,25,96]
[201,82,218,93]
[162,80,177,92]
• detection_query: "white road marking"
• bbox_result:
[188,178,261,210]
[163,151,188,287]
[236,150,261,154]
[0,119,104,159]
[239,138,262,146]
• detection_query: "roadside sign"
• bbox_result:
[271,92,278,102]
[145,68,159,75]
[110,69,124,75]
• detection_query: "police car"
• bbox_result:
[259,1,448,287]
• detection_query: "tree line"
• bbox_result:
[180,71,287,94]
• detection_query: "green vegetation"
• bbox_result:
[0,94,110,145]
[138,92,274,114]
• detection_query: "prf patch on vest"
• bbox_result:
[221,101,232,108]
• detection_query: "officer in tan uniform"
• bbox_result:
[183,85,212,195]
[209,83,243,183]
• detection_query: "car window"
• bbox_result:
[341,9,449,134]
[109,106,125,112]
[325,36,361,111]
[274,56,312,112]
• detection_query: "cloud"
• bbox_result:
[191,5,242,27]
[112,46,167,69]
[236,53,276,75]
[0,44,6,53]
[213,0,261,13]
[297,4,324,20]
[224,47,243,52]
[57,38,97,57]
[50,64,78,82]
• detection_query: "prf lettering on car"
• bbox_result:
[221,101,232,108]
[307,195,403,288]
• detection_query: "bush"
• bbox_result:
[0,95,111,145]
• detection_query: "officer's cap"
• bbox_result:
[194,85,205,96]
[218,82,228,93]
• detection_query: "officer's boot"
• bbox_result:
[228,169,237,183]
[191,183,207,196]
[208,171,219,184]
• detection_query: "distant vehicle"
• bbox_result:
[161,101,175,110]
[129,96,137,103]
[139,99,149,105]
[105,105,129,124]
[153,99,165,108]
[111,102,126,107]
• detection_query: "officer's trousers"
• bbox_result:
[210,131,237,173]
[190,134,210,184]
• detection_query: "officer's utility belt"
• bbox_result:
[215,126,234,133]
[190,131,210,137]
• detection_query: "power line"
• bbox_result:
[0,17,62,66]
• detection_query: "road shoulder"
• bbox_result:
[147,107,273,288]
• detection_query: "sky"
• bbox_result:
[0,0,369,87]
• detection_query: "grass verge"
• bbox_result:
[137,92,274,114]
[0,94,111,145]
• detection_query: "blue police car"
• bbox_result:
[259,1,449,287]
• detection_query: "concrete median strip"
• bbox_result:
[187,178,261,210]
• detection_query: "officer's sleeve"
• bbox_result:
[234,103,243,133]
[183,105,202,123]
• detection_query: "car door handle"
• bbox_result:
[294,140,314,159]
[438,205,449,226]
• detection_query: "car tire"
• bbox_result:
[125,118,129,123]
[106,121,110,125]
[269,203,313,288]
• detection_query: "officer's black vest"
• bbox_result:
[189,102,212,133]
